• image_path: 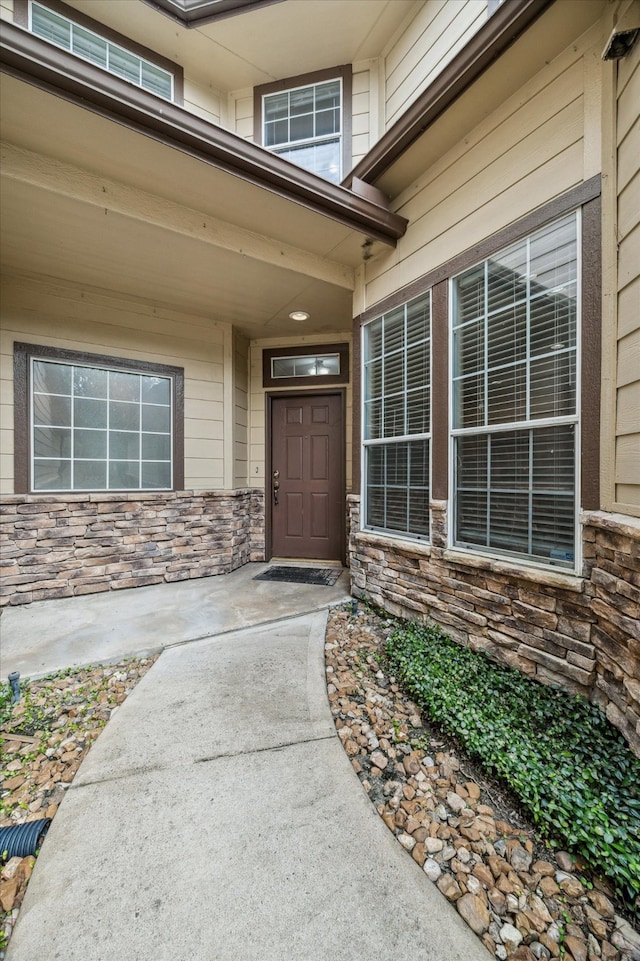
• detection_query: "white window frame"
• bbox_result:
[262,76,344,183]
[28,0,175,101]
[448,211,582,572]
[361,292,432,541]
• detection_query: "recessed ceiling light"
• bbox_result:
[289,310,310,321]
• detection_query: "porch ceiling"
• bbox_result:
[62,0,417,91]
[0,74,372,339]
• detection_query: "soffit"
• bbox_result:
[374,0,608,198]
[0,75,363,338]
[0,76,377,264]
[61,0,418,90]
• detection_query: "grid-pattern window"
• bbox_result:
[31,359,173,491]
[29,2,174,100]
[263,80,342,182]
[363,293,431,538]
[451,213,579,567]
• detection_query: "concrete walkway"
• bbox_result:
[1,561,349,679]
[4,567,490,961]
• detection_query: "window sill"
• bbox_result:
[443,548,584,592]
[354,529,431,558]
[351,530,584,592]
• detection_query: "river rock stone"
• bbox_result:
[423,858,441,881]
[500,922,523,952]
[456,893,490,935]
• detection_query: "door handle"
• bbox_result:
[273,469,280,506]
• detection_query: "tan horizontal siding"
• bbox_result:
[0,274,228,493]
[384,0,485,128]
[617,330,640,389]
[365,38,587,307]
[183,79,222,126]
[618,276,640,339]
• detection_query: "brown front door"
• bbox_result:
[269,392,344,561]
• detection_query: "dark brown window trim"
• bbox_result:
[141,0,284,29]
[254,66,352,180]
[343,0,556,188]
[14,0,184,103]
[262,343,349,389]
[357,175,601,324]
[13,342,185,494]
[0,22,407,246]
[353,180,602,513]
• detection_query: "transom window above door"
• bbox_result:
[262,344,349,388]
[255,67,352,183]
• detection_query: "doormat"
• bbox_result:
[253,566,342,586]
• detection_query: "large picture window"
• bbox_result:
[14,344,184,493]
[363,293,431,539]
[451,213,579,568]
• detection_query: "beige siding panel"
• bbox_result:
[233,332,249,487]
[618,223,640,291]
[385,1,485,127]
[366,136,583,307]
[352,134,370,166]
[185,438,224,459]
[618,276,640,339]
[183,79,222,126]
[615,484,640,508]
[352,112,370,138]
[234,94,254,141]
[616,382,640,436]
[618,170,640,241]
[617,50,639,145]
[617,330,640,388]
[401,94,583,234]
[0,0,13,23]
[617,116,639,192]
[352,70,370,97]
[615,434,640,485]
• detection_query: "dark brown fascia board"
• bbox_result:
[0,22,407,246]
[140,0,284,28]
[343,0,557,188]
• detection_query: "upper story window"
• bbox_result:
[254,67,352,183]
[17,0,181,102]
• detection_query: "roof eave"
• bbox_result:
[343,0,557,188]
[140,0,285,29]
[0,22,407,246]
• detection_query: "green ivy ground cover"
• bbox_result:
[384,620,640,918]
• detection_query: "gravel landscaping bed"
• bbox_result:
[0,657,157,956]
[325,603,640,961]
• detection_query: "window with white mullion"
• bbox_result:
[363,292,431,540]
[29,2,173,100]
[452,212,579,569]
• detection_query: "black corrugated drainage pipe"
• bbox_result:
[0,819,52,860]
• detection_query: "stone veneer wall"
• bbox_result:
[348,496,640,756]
[1,489,265,607]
